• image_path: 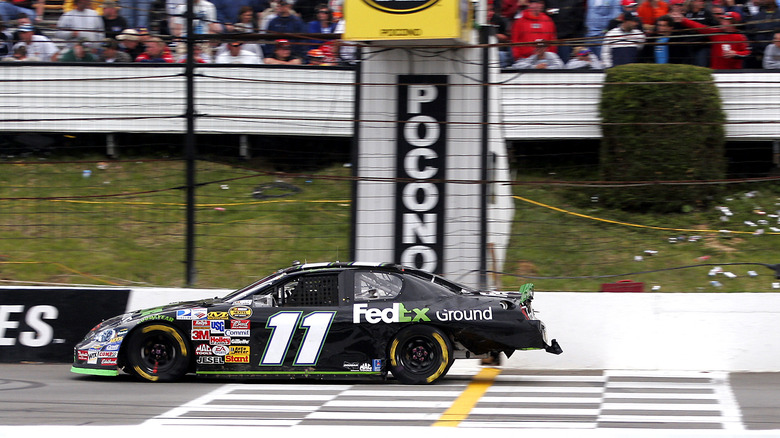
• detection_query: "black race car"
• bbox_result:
[71,262,561,384]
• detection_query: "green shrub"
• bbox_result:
[599,64,726,213]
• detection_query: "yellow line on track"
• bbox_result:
[433,367,501,427]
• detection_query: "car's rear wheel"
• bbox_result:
[389,325,453,384]
[125,324,190,382]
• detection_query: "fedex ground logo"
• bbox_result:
[353,303,430,324]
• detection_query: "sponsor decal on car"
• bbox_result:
[210,336,230,346]
[435,307,493,321]
[208,311,229,320]
[225,354,250,363]
[352,303,430,324]
[192,320,210,329]
[103,343,120,351]
[225,329,250,337]
[88,349,99,364]
[343,361,360,371]
[359,363,373,372]
[191,329,210,341]
[101,358,117,366]
[197,356,224,365]
[230,338,249,345]
[98,350,118,358]
[177,308,208,320]
[373,359,383,372]
[77,350,89,361]
[229,345,250,355]
[229,306,252,320]
[195,344,212,355]
[140,315,174,323]
[210,320,226,333]
[211,345,230,356]
[230,320,249,330]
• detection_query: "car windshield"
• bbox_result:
[221,272,286,302]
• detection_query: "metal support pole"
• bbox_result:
[184,0,197,286]
[479,24,493,290]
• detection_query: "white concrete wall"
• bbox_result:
[2,66,778,140]
[127,287,780,372]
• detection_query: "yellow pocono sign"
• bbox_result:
[343,0,472,42]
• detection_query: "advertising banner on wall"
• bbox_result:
[0,289,130,362]
[343,0,472,42]
[394,75,448,274]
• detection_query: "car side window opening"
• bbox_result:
[354,271,403,302]
[276,274,340,307]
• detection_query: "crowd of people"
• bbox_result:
[0,0,352,64]
[1,0,779,68]
[498,0,780,69]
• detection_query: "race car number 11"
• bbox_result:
[261,311,336,366]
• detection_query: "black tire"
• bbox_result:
[125,324,190,382]
[389,325,454,384]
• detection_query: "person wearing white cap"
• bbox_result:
[12,22,58,61]
[116,27,143,59]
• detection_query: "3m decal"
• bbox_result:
[261,311,335,366]
[191,329,210,341]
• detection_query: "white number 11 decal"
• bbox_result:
[261,311,335,366]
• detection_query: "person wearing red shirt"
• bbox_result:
[672,11,750,69]
[511,0,557,60]
[637,0,669,32]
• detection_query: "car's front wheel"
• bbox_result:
[125,324,190,382]
[389,325,453,384]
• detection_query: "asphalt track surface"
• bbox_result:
[1,363,780,437]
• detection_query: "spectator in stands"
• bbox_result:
[682,0,717,67]
[512,38,564,68]
[210,0,267,33]
[673,10,750,68]
[607,0,639,34]
[487,0,513,67]
[601,11,645,67]
[263,38,301,64]
[100,38,132,61]
[545,0,585,63]
[306,47,326,65]
[0,18,10,58]
[13,22,56,60]
[565,45,605,68]
[3,43,36,60]
[744,0,780,68]
[639,14,688,63]
[175,41,212,62]
[511,0,557,60]
[293,0,321,23]
[233,5,259,33]
[0,0,37,24]
[306,4,336,51]
[307,4,336,34]
[637,0,669,32]
[62,0,107,15]
[585,0,624,56]
[764,32,780,68]
[215,40,262,63]
[55,0,106,51]
[119,0,151,29]
[58,39,98,61]
[102,1,128,40]
[171,0,219,37]
[116,27,142,59]
[135,35,174,62]
[264,0,305,57]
